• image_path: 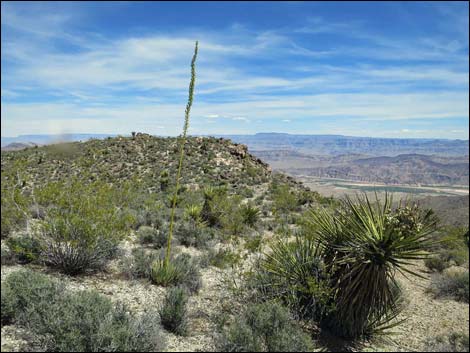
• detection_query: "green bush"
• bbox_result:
[1,270,63,326]
[121,248,160,280]
[425,256,449,272]
[202,248,241,269]
[424,331,469,352]
[1,269,166,351]
[1,160,30,238]
[176,219,212,248]
[159,286,188,336]
[151,259,181,287]
[244,234,263,253]
[137,226,168,248]
[6,234,43,264]
[271,184,299,215]
[92,306,165,352]
[218,301,314,352]
[429,270,469,303]
[1,244,17,265]
[36,179,134,275]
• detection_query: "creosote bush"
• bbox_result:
[428,269,469,303]
[137,225,168,248]
[35,179,135,275]
[423,331,469,352]
[176,219,212,248]
[218,301,314,352]
[159,286,189,336]
[6,234,43,264]
[1,269,165,351]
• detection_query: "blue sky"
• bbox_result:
[1,1,469,139]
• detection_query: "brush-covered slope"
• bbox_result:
[1,134,273,190]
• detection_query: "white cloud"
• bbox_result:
[232,116,250,122]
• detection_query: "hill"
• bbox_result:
[1,142,39,151]
[1,134,284,193]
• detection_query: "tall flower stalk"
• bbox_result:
[164,41,198,267]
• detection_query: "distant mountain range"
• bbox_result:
[256,150,469,186]
[222,133,469,156]
[2,133,468,156]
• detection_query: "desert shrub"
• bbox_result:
[159,286,188,336]
[1,269,165,351]
[36,179,134,275]
[202,248,241,269]
[160,170,170,191]
[423,331,469,352]
[255,236,334,322]
[137,226,168,248]
[303,194,438,338]
[425,256,449,272]
[132,207,164,230]
[244,234,263,253]
[1,160,30,238]
[151,253,201,294]
[219,196,247,237]
[240,204,260,227]
[218,301,314,352]
[201,186,228,227]
[429,270,469,303]
[92,306,165,352]
[176,219,212,248]
[432,226,469,267]
[1,244,16,265]
[121,248,160,280]
[1,269,63,326]
[1,284,16,325]
[271,183,299,215]
[6,234,43,264]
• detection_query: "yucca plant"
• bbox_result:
[240,204,260,227]
[305,193,439,338]
[201,186,223,227]
[184,204,203,224]
[164,41,198,267]
[258,235,334,321]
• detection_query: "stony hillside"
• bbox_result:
[1,135,468,352]
[1,134,274,190]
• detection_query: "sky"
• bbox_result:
[1,1,469,139]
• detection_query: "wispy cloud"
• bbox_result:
[1,1,468,139]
